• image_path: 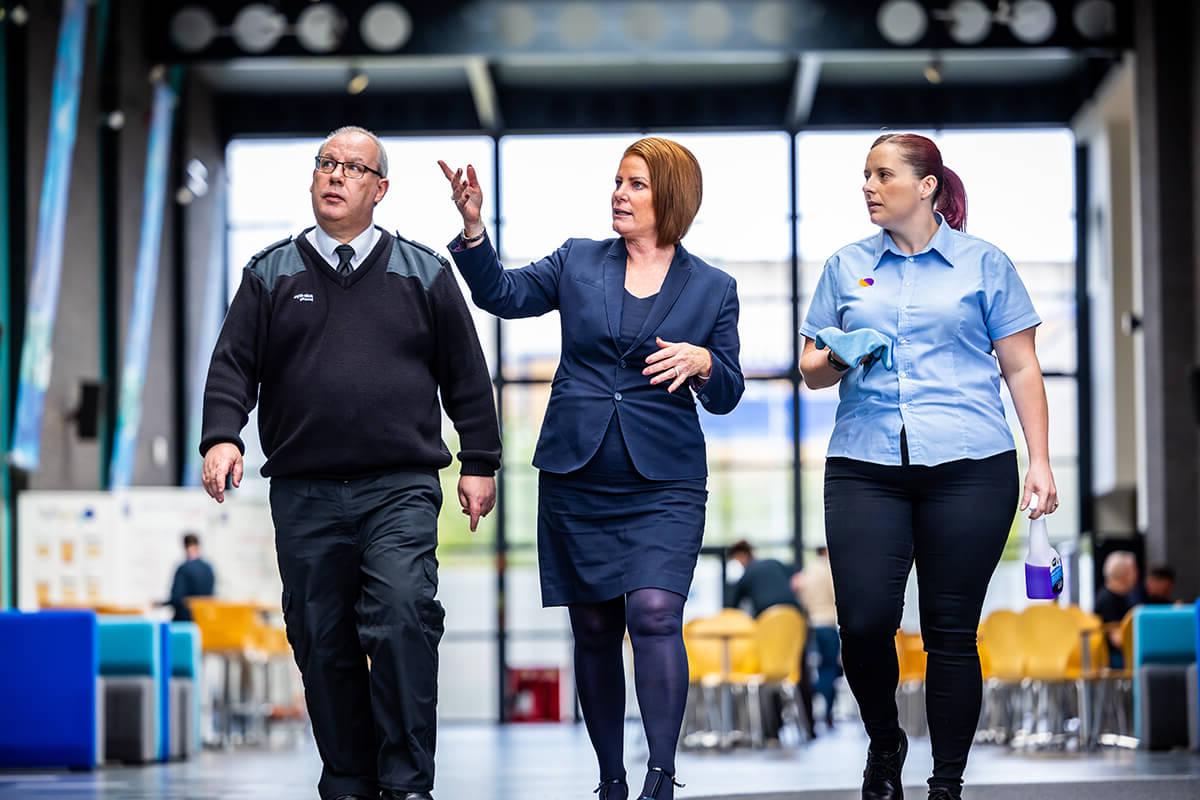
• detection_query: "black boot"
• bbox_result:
[927,787,960,799]
[862,729,907,799]
[637,767,684,800]
[594,777,629,800]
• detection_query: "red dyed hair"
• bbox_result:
[871,133,967,231]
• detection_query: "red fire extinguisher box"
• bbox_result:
[506,667,561,722]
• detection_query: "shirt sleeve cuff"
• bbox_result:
[460,460,496,477]
[990,314,1042,341]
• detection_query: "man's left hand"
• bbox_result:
[644,337,712,393]
[458,475,497,533]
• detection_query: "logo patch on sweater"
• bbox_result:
[293,293,314,303]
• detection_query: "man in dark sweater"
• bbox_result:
[725,539,799,617]
[200,126,500,800]
[166,532,215,622]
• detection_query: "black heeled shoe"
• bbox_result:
[638,767,684,799]
[594,778,629,800]
[927,788,959,800]
[862,729,907,799]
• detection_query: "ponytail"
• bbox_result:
[937,166,967,231]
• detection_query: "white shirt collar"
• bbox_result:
[307,223,381,270]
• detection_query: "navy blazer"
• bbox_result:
[449,234,744,480]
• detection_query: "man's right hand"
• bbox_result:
[202,443,243,504]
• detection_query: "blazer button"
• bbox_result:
[619,360,627,369]
[614,392,623,401]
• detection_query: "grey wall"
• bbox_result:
[20,1,201,489]
[1071,59,1139,536]
[1134,0,1200,599]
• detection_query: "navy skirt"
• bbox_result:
[537,413,707,607]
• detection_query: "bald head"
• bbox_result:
[1102,551,1138,595]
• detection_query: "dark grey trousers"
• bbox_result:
[270,471,445,799]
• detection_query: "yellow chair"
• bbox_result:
[1016,604,1082,748]
[894,630,928,737]
[1089,609,1136,747]
[727,605,809,747]
[186,598,274,745]
[979,610,1025,681]
[1065,606,1107,681]
[896,631,927,684]
[684,611,759,748]
[977,610,1025,742]
[683,619,723,683]
[186,598,264,656]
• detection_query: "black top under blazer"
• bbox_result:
[449,233,745,480]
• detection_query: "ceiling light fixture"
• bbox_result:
[362,2,413,52]
[232,4,286,53]
[169,6,218,53]
[297,3,347,53]
[877,0,928,46]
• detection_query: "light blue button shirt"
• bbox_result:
[800,214,1041,466]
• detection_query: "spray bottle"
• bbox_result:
[1025,508,1063,600]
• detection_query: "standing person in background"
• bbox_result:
[800,133,1056,800]
[794,546,840,730]
[166,532,215,622]
[201,126,500,800]
[439,136,743,800]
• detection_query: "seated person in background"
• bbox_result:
[167,533,215,622]
[725,539,798,617]
[1143,565,1176,605]
[1095,550,1138,668]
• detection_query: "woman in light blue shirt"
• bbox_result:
[799,133,1058,800]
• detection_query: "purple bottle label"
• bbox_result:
[1025,557,1064,599]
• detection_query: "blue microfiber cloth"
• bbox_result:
[815,327,895,375]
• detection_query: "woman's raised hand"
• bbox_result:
[437,160,483,231]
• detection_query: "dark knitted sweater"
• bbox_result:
[200,227,500,478]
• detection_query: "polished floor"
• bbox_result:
[2,722,1199,799]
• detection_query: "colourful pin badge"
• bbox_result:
[859,277,875,287]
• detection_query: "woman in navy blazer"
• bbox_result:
[440,138,743,800]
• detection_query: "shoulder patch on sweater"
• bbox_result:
[248,238,306,295]
[388,232,449,290]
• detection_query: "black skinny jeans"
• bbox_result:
[824,449,1017,793]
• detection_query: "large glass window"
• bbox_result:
[226,127,1081,720]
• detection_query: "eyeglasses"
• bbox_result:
[314,155,384,180]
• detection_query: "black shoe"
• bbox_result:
[380,793,433,800]
[637,767,684,800]
[928,788,960,800]
[862,729,907,799]
[332,795,373,800]
[594,777,629,800]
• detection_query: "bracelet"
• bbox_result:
[461,226,486,244]
[827,350,851,372]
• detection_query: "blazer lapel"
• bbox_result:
[625,243,693,356]
[602,238,626,347]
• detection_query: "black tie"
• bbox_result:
[334,244,355,276]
